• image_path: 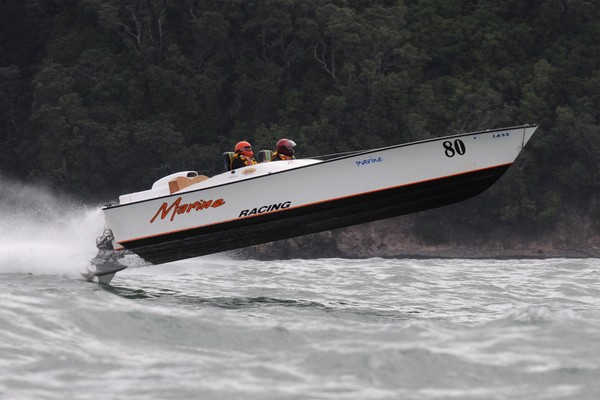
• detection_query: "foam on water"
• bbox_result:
[1,255,600,399]
[0,176,102,277]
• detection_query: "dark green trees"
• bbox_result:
[1,0,599,237]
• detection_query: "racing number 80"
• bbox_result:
[443,139,466,157]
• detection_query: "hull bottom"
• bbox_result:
[123,164,510,264]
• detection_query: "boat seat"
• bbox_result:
[223,150,272,171]
[257,150,273,163]
[168,175,210,194]
[222,152,234,171]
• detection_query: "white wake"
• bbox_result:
[0,176,104,277]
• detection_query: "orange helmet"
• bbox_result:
[276,138,296,156]
[234,141,253,157]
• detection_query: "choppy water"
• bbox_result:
[1,178,600,399]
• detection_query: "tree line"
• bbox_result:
[1,0,599,240]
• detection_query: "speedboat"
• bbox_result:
[86,124,538,283]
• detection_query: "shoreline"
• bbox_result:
[241,214,600,260]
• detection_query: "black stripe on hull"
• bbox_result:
[124,164,510,264]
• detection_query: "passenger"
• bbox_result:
[271,138,296,161]
[230,141,258,170]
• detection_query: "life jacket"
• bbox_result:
[271,151,294,161]
[230,153,257,170]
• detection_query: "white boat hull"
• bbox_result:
[102,125,538,264]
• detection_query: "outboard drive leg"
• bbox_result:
[83,229,129,284]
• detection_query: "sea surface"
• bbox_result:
[1,178,600,399]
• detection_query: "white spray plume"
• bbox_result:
[0,175,104,277]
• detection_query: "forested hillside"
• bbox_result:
[1,0,599,246]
